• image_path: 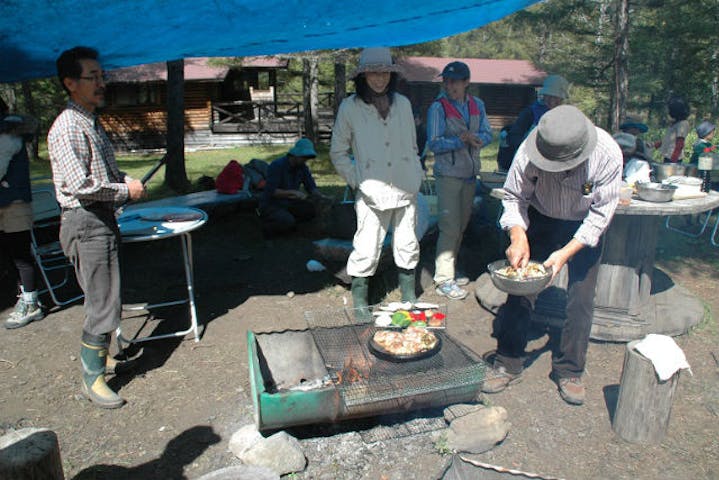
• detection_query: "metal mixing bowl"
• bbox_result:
[487,260,553,296]
[635,182,677,202]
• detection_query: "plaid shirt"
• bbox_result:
[47,101,129,209]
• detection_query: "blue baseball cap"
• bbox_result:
[440,61,470,80]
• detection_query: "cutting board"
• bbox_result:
[672,191,707,200]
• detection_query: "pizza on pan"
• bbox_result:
[372,326,438,356]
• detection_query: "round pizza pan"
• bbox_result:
[368,333,442,362]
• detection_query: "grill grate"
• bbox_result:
[305,306,485,414]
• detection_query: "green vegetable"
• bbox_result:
[413,321,427,327]
[391,312,406,326]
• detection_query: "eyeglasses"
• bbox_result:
[77,74,108,84]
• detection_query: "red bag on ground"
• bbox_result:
[215,160,244,194]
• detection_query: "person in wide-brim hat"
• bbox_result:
[482,103,622,406]
[331,46,424,315]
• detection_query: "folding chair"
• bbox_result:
[30,185,83,307]
[664,210,714,238]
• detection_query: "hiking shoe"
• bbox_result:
[455,275,470,286]
[4,298,44,329]
[556,376,585,405]
[435,280,468,300]
[482,364,522,393]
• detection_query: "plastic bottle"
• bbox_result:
[698,148,713,193]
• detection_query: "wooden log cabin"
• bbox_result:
[396,56,547,132]
[102,57,290,151]
[101,55,545,151]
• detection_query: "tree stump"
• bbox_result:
[612,340,679,444]
[0,428,64,479]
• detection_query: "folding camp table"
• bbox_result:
[116,206,207,350]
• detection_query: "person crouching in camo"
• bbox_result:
[330,47,424,313]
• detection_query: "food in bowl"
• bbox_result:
[487,259,554,296]
[495,262,548,280]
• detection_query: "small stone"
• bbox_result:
[286,291,295,298]
[70,355,77,361]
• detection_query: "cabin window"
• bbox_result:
[108,84,161,106]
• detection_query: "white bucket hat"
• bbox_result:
[525,105,598,172]
[538,75,570,100]
[351,47,402,78]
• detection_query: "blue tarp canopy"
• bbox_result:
[0,0,539,83]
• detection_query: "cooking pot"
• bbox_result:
[651,162,685,182]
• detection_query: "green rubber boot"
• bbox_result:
[351,276,371,320]
[80,333,125,409]
[398,268,417,304]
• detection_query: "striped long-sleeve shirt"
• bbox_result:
[500,127,622,247]
[47,101,129,209]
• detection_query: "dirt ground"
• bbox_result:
[1,203,718,480]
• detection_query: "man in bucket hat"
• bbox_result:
[426,60,492,300]
[482,105,622,405]
[259,137,328,236]
[498,74,569,171]
[331,47,424,313]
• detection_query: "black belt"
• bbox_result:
[62,204,114,213]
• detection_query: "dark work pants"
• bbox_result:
[59,207,121,336]
[260,199,316,235]
[0,230,36,292]
[494,208,602,378]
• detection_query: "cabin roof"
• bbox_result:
[106,56,289,83]
[397,56,546,86]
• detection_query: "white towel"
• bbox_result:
[634,334,692,381]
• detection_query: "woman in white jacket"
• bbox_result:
[331,47,424,313]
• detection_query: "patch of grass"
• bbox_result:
[689,303,716,336]
[434,432,453,455]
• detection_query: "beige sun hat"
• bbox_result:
[351,47,402,78]
[525,105,598,173]
[538,74,570,100]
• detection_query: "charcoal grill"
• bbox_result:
[248,305,485,431]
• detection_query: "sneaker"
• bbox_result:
[455,274,471,286]
[556,376,585,405]
[482,364,522,393]
[4,298,44,329]
[435,280,468,300]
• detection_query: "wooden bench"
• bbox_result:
[124,190,258,216]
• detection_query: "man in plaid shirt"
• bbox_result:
[48,46,145,409]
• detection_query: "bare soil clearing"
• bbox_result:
[1,209,718,480]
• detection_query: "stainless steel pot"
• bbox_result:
[651,162,686,182]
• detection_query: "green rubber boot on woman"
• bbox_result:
[351,276,371,320]
[398,268,417,304]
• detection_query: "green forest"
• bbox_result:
[2,0,719,143]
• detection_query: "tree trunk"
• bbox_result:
[0,428,65,479]
[302,57,319,144]
[165,59,189,192]
[611,0,630,132]
[21,80,39,160]
[333,62,346,116]
[612,340,679,443]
